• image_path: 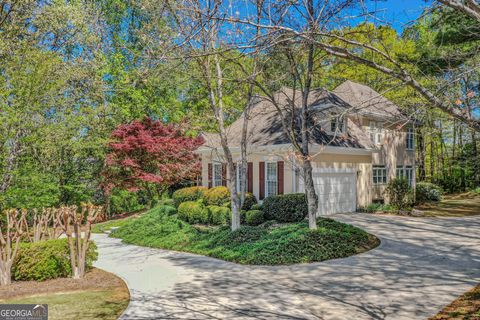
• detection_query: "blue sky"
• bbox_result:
[361,0,432,31]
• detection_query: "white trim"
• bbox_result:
[311,167,358,174]
[196,143,376,155]
[292,158,297,193]
[265,161,278,198]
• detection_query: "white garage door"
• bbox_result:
[299,170,357,215]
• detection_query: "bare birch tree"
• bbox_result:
[165,0,262,230]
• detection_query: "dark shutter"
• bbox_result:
[259,161,265,200]
[208,163,212,188]
[222,163,227,186]
[277,161,284,194]
[247,162,253,193]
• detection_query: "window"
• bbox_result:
[406,128,414,150]
[236,163,248,192]
[330,115,344,133]
[396,165,404,179]
[369,121,384,145]
[396,165,414,186]
[373,165,387,185]
[265,162,278,197]
[212,163,222,187]
[405,166,413,186]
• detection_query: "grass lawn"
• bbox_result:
[110,206,379,265]
[429,284,480,320]
[0,268,129,320]
[416,193,480,217]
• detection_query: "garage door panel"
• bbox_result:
[312,171,357,215]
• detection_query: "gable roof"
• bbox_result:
[201,81,405,151]
[332,80,404,119]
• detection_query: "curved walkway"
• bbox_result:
[93,214,480,320]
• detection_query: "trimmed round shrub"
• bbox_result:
[172,186,207,207]
[158,205,177,216]
[251,203,263,211]
[240,193,257,211]
[245,210,264,226]
[207,205,230,225]
[13,238,98,281]
[177,201,209,224]
[263,193,308,222]
[204,186,230,206]
[416,182,442,204]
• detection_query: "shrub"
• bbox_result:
[245,210,264,226]
[263,193,308,222]
[251,203,263,211]
[204,186,230,206]
[158,205,177,216]
[207,205,230,225]
[177,201,209,224]
[159,198,175,207]
[385,178,412,210]
[172,186,207,207]
[109,189,144,215]
[361,203,395,213]
[13,238,98,281]
[416,182,442,204]
[240,193,257,211]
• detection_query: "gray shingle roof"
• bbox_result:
[201,81,403,150]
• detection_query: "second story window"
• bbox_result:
[330,115,344,133]
[369,121,383,146]
[406,128,414,150]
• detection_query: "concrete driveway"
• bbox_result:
[93,214,480,320]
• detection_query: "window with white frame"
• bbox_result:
[396,165,414,186]
[406,128,414,150]
[405,166,413,186]
[212,163,223,187]
[396,165,404,179]
[373,165,387,185]
[236,163,248,192]
[330,115,344,133]
[265,162,278,197]
[369,121,384,145]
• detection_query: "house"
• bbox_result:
[196,80,416,215]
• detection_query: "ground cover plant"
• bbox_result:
[110,206,378,265]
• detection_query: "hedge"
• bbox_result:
[263,193,308,222]
[13,238,98,281]
[172,186,207,207]
[241,193,257,211]
[207,205,230,225]
[177,201,209,224]
[245,210,264,226]
[204,186,230,206]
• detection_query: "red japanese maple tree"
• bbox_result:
[102,117,203,196]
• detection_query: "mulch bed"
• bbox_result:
[430,284,480,320]
[0,268,127,300]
